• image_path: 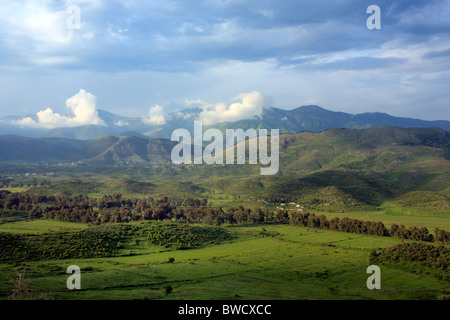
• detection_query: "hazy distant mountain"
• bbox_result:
[210,105,450,134]
[1,105,449,140]
[96,109,141,127]
[41,125,119,140]
[118,131,149,138]
[128,105,450,138]
[351,111,450,130]
[0,135,89,162]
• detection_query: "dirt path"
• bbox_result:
[384,201,398,208]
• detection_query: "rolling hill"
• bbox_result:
[0,126,448,172]
[76,135,176,165]
[0,134,176,165]
[2,126,447,212]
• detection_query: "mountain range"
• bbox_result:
[0,124,448,175]
[1,105,449,140]
[1,125,449,208]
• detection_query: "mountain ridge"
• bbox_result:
[0,126,448,169]
[1,105,449,140]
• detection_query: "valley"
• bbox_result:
[0,125,449,300]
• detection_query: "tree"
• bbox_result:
[29,205,43,218]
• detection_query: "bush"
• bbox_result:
[372,242,450,271]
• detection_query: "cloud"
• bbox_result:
[1,1,450,122]
[143,104,166,125]
[14,89,105,129]
[114,120,129,127]
[0,0,447,73]
[199,91,269,125]
[184,99,205,106]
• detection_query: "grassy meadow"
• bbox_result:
[0,218,448,300]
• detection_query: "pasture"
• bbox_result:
[0,221,448,300]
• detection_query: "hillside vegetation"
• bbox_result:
[1,126,449,215]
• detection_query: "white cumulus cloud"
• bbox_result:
[199,91,269,125]
[14,89,105,129]
[114,120,129,127]
[143,104,166,125]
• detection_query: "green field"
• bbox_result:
[0,220,448,300]
[317,210,450,231]
[0,219,88,234]
[0,187,30,193]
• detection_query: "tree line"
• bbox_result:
[0,190,448,244]
[288,211,448,244]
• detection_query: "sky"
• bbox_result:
[0,0,450,126]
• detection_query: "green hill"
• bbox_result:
[28,179,103,196]
[77,135,176,165]
[397,191,450,210]
[4,126,450,213]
